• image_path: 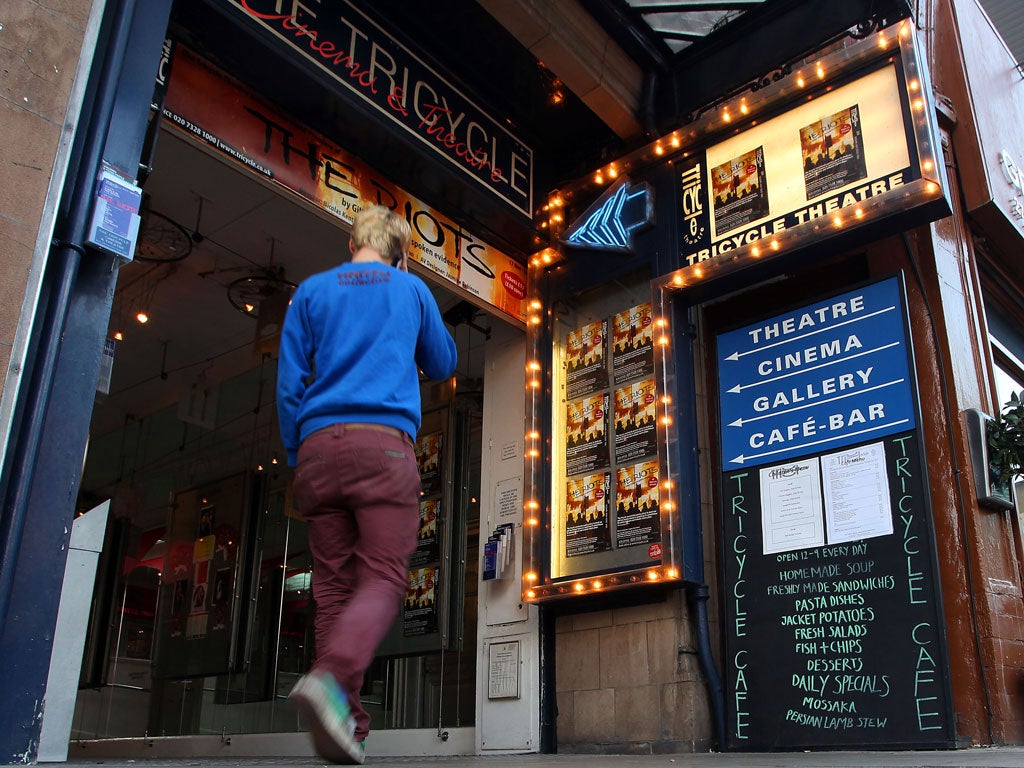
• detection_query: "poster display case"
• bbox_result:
[152,473,247,679]
[522,264,684,602]
[377,404,470,656]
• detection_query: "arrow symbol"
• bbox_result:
[722,305,897,361]
[726,341,901,393]
[729,418,911,465]
[563,180,653,253]
[726,378,906,426]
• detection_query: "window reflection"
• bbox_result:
[72,418,481,741]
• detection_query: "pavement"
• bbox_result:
[57,748,1024,768]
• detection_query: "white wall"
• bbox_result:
[474,321,540,753]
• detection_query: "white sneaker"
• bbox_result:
[289,670,365,764]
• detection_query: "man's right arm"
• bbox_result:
[415,287,458,381]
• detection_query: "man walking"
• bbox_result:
[277,205,457,764]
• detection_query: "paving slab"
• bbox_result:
[59,747,1024,768]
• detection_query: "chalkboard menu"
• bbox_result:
[717,278,955,750]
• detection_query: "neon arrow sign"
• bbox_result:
[562,179,654,253]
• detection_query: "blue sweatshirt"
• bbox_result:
[276,262,458,466]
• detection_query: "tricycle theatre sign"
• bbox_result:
[716,277,955,750]
[227,0,534,217]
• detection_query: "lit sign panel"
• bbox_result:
[679,67,912,266]
[228,0,534,217]
[520,264,684,603]
[651,20,947,292]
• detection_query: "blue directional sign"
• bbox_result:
[717,277,916,468]
[563,179,653,253]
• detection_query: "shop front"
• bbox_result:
[4,1,1024,763]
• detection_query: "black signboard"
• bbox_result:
[721,432,954,749]
[717,278,954,750]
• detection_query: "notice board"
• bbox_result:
[716,276,955,749]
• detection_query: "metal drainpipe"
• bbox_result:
[687,582,725,750]
[0,0,138,625]
[676,304,726,750]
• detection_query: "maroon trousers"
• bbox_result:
[292,423,421,742]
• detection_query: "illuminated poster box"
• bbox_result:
[659,19,947,292]
[521,265,683,603]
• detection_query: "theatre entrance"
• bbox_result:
[70,123,490,753]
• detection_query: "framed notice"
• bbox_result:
[487,641,521,700]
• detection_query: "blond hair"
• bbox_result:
[351,205,411,263]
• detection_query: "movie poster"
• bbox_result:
[566,393,610,476]
[198,504,215,538]
[613,378,658,464]
[565,320,608,399]
[171,580,187,613]
[611,302,655,385]
[410,498,441,567]
[614,460,661,549]
[403,565,439,637]
[187,542,212,639]
[211,567,232,631]
[800,105,867,200]
[711,146,770,235]
[565,471,612,558]
[415,431,444,497]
